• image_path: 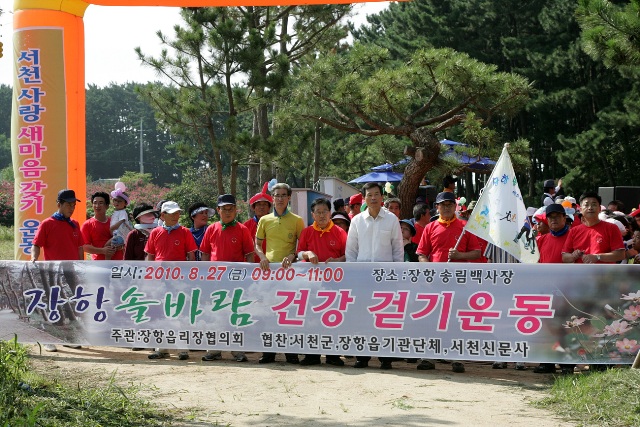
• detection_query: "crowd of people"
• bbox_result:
[29,176,640,372]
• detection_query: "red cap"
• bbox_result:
[630,208,640,218]
[349,193,363,205]
[249,182,273,207]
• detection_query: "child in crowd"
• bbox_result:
[110,183,133,247]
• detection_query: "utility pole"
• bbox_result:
[139,117,144,174]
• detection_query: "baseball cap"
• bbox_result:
[349,194,363,206]
[57,189,80,203]
[545,203,566,216]
[543,179,555,188]
[161,201,182,214]
[434,192,456,204]
[217,194,236,207]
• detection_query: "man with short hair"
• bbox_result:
[296,198,347,367]
[411,204,430,245]
[199,194,254,363]
[562,192,625,264]
[333,198,347,214]
[416,191,480,373]
[254,183,304,364]
[82,191,121,260]
[607,199,625,214]
[346,182,404,369]
[384,198,402,219]
[32,189,85,352]
[442,175,456,193]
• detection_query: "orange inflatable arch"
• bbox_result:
[10,0,377,260]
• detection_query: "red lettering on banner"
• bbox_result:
[367,291,409,329]
[271,289,310,326]
[508,294,555,335]
[311,290,355,328]
[457,291,501,332]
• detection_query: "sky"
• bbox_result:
[0,2,388,87]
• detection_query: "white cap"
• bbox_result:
[161,201,182,214]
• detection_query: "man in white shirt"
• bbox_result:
[345,183,404,263]
[345,182,404,369]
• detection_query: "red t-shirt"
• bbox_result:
[416,219,480,262]
[538,232,569,264]
[200,222,254,262]
[243,217,266,263]
[81,217,124,260]
[469,237,488,263]
[412,222,425,245]
[145,226,198,261]
[33,217,84,260]
[297,223,347,262]
[561,220,624,264]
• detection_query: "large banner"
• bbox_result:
[1,261,639,364]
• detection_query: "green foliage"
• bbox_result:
[353,0,636,201]
[0,338,172,426]
[85,83,181,186]
[535,368,640,427]
[577,0,640,68]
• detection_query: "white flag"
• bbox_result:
[464,144,539,263]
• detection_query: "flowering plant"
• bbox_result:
[561,292,640,362]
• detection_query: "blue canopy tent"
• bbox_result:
[355,139,495,184]
[348,171,404,185]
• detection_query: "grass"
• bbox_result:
[0,226,13,260]
[0,337,176,426]
[534,367,640,427]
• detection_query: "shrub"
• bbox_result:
[0,181,14,227]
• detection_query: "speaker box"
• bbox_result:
[417,185,438,208]
[613,187,640,213]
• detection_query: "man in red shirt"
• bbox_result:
[417,192,480,263]
[534,203,574,374]
[32,189,85,352]
[416,191,480,373]
[201,194,254,263]
[562,192,625,264]
[243,183,273,263]
[144,201,197,262]
[297,198,347,265]
[296,198,348,367]
[411,204,430,246]
[199,194,253,363]
[32,189,84,262]
[144,201,197,361]
[348,193,363,219]
[82,192,120,261]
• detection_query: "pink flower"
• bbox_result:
[615,338,640,354]
[621,292,640,303]
[623,305,640,321]
[563,316,587,329]
[603,320,632,336]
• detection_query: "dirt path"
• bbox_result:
[26,345,575,427]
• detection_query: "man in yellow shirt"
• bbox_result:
[255,182,304,364]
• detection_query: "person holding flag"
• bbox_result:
[415,191,481,373]
[463,144,540,264]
